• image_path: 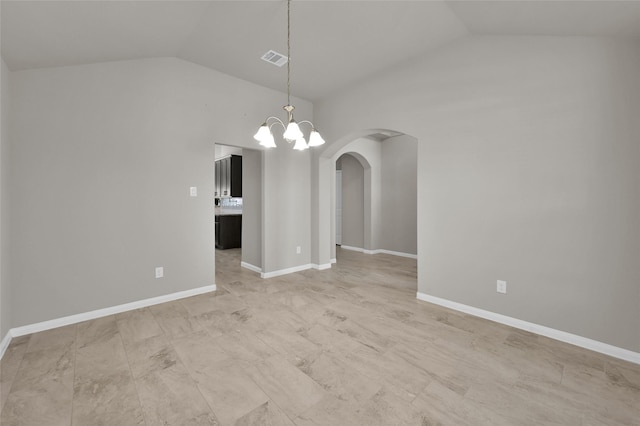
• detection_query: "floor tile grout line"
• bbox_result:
[167,325,224,423]
[238,356,299,425]
[218,306,323,424]
[69,323,80,426]
[117,316,150,426]
[0,336,30,416]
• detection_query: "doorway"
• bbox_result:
[214,143,263,282]
[335,169,342,246]
[321,130,418,289]
[336,153,365,251]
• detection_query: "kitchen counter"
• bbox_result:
[215,207,242,216]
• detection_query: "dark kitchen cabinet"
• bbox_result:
[220,158,228,196]
[214,155,242,197]
[214,162,221,197]
[215,214,242,249]
[227,155,242,197]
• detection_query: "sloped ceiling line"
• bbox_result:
[2,1,640,102]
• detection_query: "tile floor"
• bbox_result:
[1,247,639,425]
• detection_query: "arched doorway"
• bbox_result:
[313,130,418,278]
[330,143,378,260]
[336,152,367,251]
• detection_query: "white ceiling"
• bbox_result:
[2,1,640,102]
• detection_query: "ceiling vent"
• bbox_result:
[261,50,288,67]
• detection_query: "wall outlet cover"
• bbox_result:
[190,187,197,197]
[497,280,507,294]
[155,267,164,278]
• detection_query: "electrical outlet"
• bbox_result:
[296,246,301,254]
[497,280,507,294]
[190,187,197,197]
[155,267,164,278]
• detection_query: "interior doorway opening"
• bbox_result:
[335,153,365,251]
[322,130,418,290]
[214,143,263,282]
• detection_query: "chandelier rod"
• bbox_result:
[253,0,325,149]
[287,0,291,107]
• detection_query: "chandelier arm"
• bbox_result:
[297,120,316,129]
[265,116,286,130]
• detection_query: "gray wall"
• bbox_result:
[261,140,311,273]
[339,154,364,249]
[1,58,11,338]
[381,135,417,255]
[241,149,262,269]
[314,36,640,352]
[9,57,313,327]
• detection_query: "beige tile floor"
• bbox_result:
[1,247,639,425]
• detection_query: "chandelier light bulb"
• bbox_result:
[260,132,277,148]
[293,138,308,151]
[254,123,269,141]
[283,120,304,142]
[308,129,326,147]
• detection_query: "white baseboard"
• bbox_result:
[260,262,333,278]
[340,246,417,259]
[244,260,331,275]
[330,258,337,264]
[8,285,217,342]
[340,245,365,253]
[240,262,262,273]
[312,263,332,271]
[375,249,417,259]
[0,331,12,359]
[261,264,313,279]
[416,292,640,365]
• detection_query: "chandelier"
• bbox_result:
[253,0,325,151]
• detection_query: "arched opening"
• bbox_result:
[336,153,367,251]
[315,129,418,289]
[330,145,377,260]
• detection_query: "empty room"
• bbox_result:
[0,1,639,425]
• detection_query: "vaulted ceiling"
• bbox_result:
[2,1,640,102]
